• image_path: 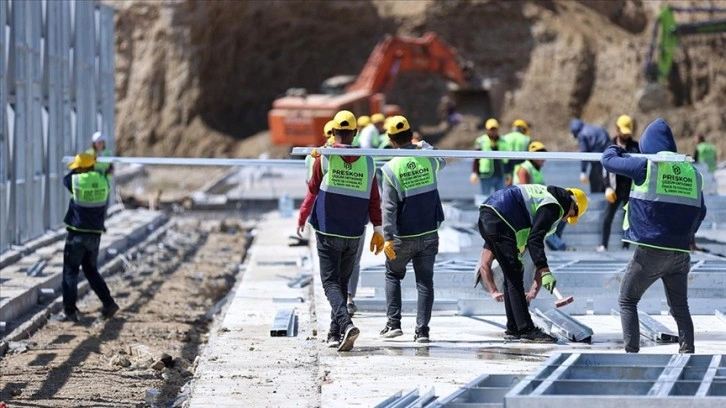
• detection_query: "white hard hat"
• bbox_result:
[92,131,106,143]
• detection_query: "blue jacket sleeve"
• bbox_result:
[600,145,648,186]
[63,172,73,193]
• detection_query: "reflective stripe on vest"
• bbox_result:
[320,155,374,198]
[72,172,110,208]
[475,134,508,176]
[513,161,544,185]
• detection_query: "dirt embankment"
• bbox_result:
[111,0,725,158]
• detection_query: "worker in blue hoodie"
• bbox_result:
[601,118,707,354]
[570,119,610,193]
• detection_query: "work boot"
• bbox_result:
[520,327,557,344]
[414,327,430,343]
[100,302,120,320]
[503,329,521,340]
[379,325,403,339]
[327,333,341,349]
[53,311,79,323]
[338,324,360,352]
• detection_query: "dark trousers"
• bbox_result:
[602,196,628,248]
[589,162,605,193]
[316,232,359,337]
[62,231,115,314]
[384,233,438,331]
[619,246,694,353]
[478,208,534,333]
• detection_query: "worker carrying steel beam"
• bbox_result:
[378,115,445,344]
[297,110,385,352]
[477,184,588,343]
[54,153,119,323]
[601,118,707,354]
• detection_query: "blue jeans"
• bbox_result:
[619,246,693,353]
[348,235,366,298]
[384,233,438,332]
[479,176,505,196]
[545,221,567,251]
[316,233,359,337]
[62,231,115,314]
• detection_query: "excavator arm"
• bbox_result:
[347,32,476,94]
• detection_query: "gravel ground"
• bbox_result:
[0,218,250,407]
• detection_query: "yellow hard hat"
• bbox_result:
[357,115,371,128]
[371,113,385,124]
[616,114,633,135]
[324,120,335,137]
[512,119,529,134]
[386,115,410,135]
[332,110,357,130]
[528,141,546,152]
[485,118,499,130]
[67,153,96,170]
[565,188,588,225]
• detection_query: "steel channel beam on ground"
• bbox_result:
[269,308,296,337]
[528,353,582,397]
[533,308,594,343]
[291,147,693,163]
[610,309,678,343]
[434,374,524,407]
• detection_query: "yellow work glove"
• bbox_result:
[370,226,384,255]
[605,188,616,204]
[541,272,557,294]
[580,172,588,185]
[383,241,396,260]
[310,148,321,159]
[469,173,478,185]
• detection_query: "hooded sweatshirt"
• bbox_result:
[601,118,707,250]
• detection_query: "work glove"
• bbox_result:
[370,226,384,255]
[469,173,478,185]
[541,272,557,294]
[580,172,588,185]
[310,148,321,159]
[383,240,396,260]
[605,188,616,204]
[415,140,433,150]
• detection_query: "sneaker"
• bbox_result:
[326,333,340,348]
[379,325,403,338]
[520,327,558,343]
[503,329,521,340]
[414,328,430,343]
[100,303,120,320]
[347,301,358,316]
[338,324,360,352]
[596,245,607,252]
[53,311,79,323]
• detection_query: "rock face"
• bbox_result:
[111,0,726,157]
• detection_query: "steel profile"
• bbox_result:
[533,308,594,343]
[270,308,297,337]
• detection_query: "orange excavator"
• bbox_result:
[268,32,491,146]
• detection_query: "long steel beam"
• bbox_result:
[62,156,308,167]
[291,147,693,163]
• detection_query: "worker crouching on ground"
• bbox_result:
[601,118,706,354]
[56,153,119,323]
[379,116,445,343]
[477,184,588,342]
[470,118,507,195]
[297,110,385,352]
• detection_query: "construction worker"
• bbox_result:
[358,113,385,148]
[602,118,706,354]
[297,110,385,352]
[306,120,336,183]
[379,116,445,343]
[693,134,718,195]
[599,115,639,252]
[55,153,119,323]
[570,118,610,193]
[514,141,568,251]
[477,184,588,342]
[85,131,113,176]
[476,247,539,303]
[470,118,507,195]
[353,115,371,147]
[502,119,531,183]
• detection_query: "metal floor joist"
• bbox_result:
[533,308,594,343]
[610,309,679,343]
[505,353,726,407]
[433,374,524,407]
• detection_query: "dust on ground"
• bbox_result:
[0,219,249,407]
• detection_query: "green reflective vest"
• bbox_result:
[513,161,544,185]
[474,134,508,177]
[503,131,530,152]
[85,148,112,175]
[696,142,717,173]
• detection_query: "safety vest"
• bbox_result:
[504,131,530,152]
[86,148,112,175]
[513,161,544,185]
[360,124,381,148]
[624,153,703,251]
[309,155,375,238]
[482,185,563,251]
[474,134,508,177]
[64,171,110,233]
[381,156,444,238]
[696,142,717,173]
